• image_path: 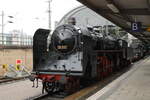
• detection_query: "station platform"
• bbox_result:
[87,56,150,100]
[0,80,42,100]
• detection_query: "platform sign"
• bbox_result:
[131,22,142,32]
[16,59,22,65]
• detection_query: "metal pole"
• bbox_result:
[48,0,52,31]
[2,11,4,45]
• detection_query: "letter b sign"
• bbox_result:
[131,22,141,32]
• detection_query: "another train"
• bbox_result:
[31,23,144,94]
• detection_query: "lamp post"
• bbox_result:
[1,11,14,45]
[48,0,52,31]
[1,11,4,45]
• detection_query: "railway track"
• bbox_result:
[28,93,64,100]
[0,77,27,84]
[30,62,135,100]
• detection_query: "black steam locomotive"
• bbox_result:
[32,24,134,93]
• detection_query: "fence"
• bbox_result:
[0,34,33,47]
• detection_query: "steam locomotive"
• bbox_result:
[32,24,136,94]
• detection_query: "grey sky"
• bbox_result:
[0,0,81,35]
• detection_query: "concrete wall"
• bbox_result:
[0,48,32,76]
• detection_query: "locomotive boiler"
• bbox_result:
[32,24,133,94]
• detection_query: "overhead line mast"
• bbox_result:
[48,0,52,31]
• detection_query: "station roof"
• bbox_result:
[77,0,150,43]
